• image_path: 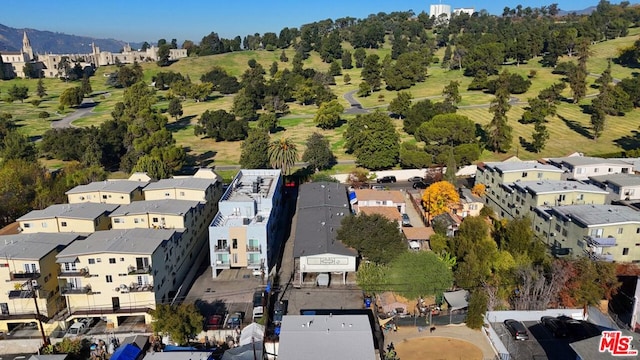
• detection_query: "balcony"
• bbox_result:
[214,245,229,253]
[127,266,151,275]
[59,268,90,277]
[585,250,614,262]
[61,285,91,295]
[246,245,261,253]
[8,272,40,281]
[214,259,230,268]
[115,283,153,293]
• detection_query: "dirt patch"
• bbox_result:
[394,336,483,360]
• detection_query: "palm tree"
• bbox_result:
[268,137,298,175]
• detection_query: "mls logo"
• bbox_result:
[599,331,638,356]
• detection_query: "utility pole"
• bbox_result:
[25,280,49,346]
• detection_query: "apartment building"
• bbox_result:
[56,228,185,326]
[475,161,564,219]
[66,180,148,205]
[0,233,82,332]
[208,169,283,278]
[109,199,203,231]
[589,173,640,201]
[547,156,633,180]
[532,205,640,262]
[353,189,406,214]
[17,203,119,234]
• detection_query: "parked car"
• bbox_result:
[205,314,224,330]
[273,300,288,326]
[253,290,264,308]
[371,185,385,190]
[408,176,424,183]
[540,316,568,338]
[402,214,411,227]
[563,319,602,340]
[227,312,244,328]
[412,181,428,189]
[377,176,397,183]
[504,319,529,341]
[65,321,88,337]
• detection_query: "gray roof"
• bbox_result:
[512,180,608,195]
[551,156,631,167]
[110,199,200,217]
[483,161,563,174]
[569,329,638,360]
[17,203,119,221]
[460,188,483,203]
[278,315,376,360]
[146,352,213,360]
[143,178,215,192]
[293,182,356,258]
[65,180,146,195]
[57,228,182,257]
[589,173,640,188]
[551,205,640,226]
[0,233,81,260]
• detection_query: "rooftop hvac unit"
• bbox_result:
[243,218,251,225]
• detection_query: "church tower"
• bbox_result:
[22,31,34,61]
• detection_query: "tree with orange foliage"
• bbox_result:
[422,181,460,218]
[471,183,486,197]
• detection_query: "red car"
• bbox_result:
[205,314,223,330]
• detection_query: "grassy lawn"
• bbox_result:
[3,29,640,169]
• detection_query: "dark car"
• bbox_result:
[205,314,224,330]
[227,312,244,328]
[253,290,265,308]
[541,316,568,337]
[412,181,428,189]
[564,319,602,340]
[408,176,424,183]
[504,319,529,341]
[273,300,288,325]
[377,176,397,184]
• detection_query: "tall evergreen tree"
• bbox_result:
[240,129,270,169]
[485,71,513,152]
[531,119,549,152]
[36,78,47,98]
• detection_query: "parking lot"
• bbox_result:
[493,320,586,360]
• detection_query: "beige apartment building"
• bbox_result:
[17,203,119,234]
[547,156,633,181]
[66,180,148,205]
[55,228,184,326]
[109,199,203,231]
[0,233,82,332]
[532,205,640,262]
[589,173,640,201]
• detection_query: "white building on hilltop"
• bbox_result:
[430,3,452,19]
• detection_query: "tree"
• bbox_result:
[341,50,353,69]
[302,132,335,171]
[150,303,203,346]
[415,113,480,165]
[268,137,298,175]
[361,54,382,91]
[485,71,513,152]
[403,99,456,135]
[387,251,454,299]
[343,74,351,84]
[36,78,47,98]
[7,84,28,103]
[388,91,412,119]
[329,61,342,76]
[232,88,257,121]
[444,149,457,183]
[356,262,387,295]
[279,50,288,62]
[442,81,461,105]
[422,181,459,218]
[269,61,278,77]
[354,48,366,68]
[59,87,84,108]
[337,213,406,265]
[167,98,183,120]
[357,82,371,97]
[590,107,606,140]
[2,131,36,162]
[0,160,44,226]
[314,100,344,129]
[257,112,279,133]
[344,111,400,170]
[240,129,270,169]
[132,155,172,179]
[194,109,247,141]
[531,119,549,152]
[80,74,92,96]
[465,290,488,329]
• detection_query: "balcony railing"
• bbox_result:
[59,268,90,277]
[115,283,153,293]
[127,266,152,275]
[61,285,91,295]
[246,245,261,253]
[214,245,229,252]
[215,260,230,267]
[8,272,40,281]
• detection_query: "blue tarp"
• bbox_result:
[348,191,357,205]
[111,344,141,360]
[163,345,198,351]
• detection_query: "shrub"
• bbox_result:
[38,111,50,119]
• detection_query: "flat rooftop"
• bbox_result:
[483,161,563,174]
[143,177,216,192]
[512,180,608,195]
[17,203,119,221]
[550,156,631,167]
[551,205,640,226]
[278,315,376,360]
[65,180,146,195]
[110,199,201,217]
[589,173,640,188]
[0,233,82,260]
[221,169,281,203]
[57,228,183,257]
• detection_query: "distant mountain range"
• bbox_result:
[0,24,143,54]
[558,6,597,16]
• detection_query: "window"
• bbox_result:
[134,218,139,224]
[618,228,624,234]
[577,194,584,201]
[232,239,238,249]
[623,248,629,255]
[60,222,67,227]
[24,264,37,273]
[557,194,566,202]
[96,258,102,263]
[109,258,116,264]
[164,192,170,197]
[590,228,604,237]
[608,168,613,173]
[152,217,159,223]
[180,191,185,196]
[88,259,95,264]
[522,172,528,178]
[102,195,108,199]
[105,275,113,283]
[120,258,125,262]
[23,223,30,228]
[113,218,122,224]
[537,172,543,179]
[562,229,568,236]
[555,224,561,232]
[577,168,585,174]
[594,168,599,173]
[637,227,640,234]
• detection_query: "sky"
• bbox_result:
[0,0,624,44]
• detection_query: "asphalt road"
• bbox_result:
[51,98,96,129]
